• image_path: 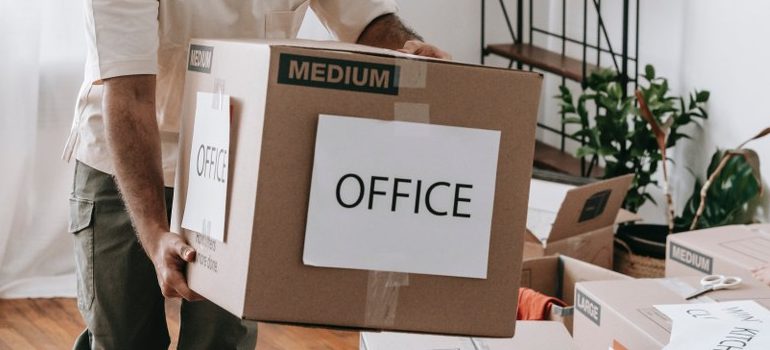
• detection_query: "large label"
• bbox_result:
[670,242,713,274]
[181,92,230,242]
[303,115,501,279]
[277,53,399,95]
[576,289,602,326]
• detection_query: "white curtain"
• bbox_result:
[0,1,85,298]
[0,1,336,298]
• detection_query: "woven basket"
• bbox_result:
[613,238,665,278]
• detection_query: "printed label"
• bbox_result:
[277,53,399,95]
[579,189,611,222]
[670,242,713,274]
[303,115,501,279]
[576,289,601,326]
[188,44,214,73]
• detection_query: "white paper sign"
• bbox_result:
[303,115,501,279]
[181,92,230,242]
[654,301,770,350]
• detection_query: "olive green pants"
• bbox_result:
[69,161,257,350]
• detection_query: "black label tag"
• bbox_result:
[579,189,611,222]
[670,242,713,274]
[576,289,601,326]
[277,53,399,95]
[188,44,214,73]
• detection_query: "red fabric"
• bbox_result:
[517,287,568,320]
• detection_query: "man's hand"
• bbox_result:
[102,75,200,301]
[397,40,451,60]
[357,14,450,60]
[147,232,203,300]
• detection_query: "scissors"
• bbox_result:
[685,275,743,300]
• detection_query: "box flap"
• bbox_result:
[521,256,560,297]
[547,174,633,242]
[559,255,631,304]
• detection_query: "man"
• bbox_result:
[63,1,449,349]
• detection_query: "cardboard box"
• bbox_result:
[524,175,636,269]
[666,224,770,283]
[520,255,631,332]
[170,39,542,337]
[360,321,578,350]
[572,277,770,350]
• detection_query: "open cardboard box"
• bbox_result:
[667,224,770,283]
[572,277,770,350]
[524,174,637,269]
[170,39,543,337]
[520,254,631,332]
[360,321,578,350]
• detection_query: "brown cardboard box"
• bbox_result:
[524,175,636,269]
[169,39,542,337]
[666,224,770,283]
[572,277,770,350]
[520,255,631,332]
[360,321,579,350]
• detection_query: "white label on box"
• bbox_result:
[655,301,770,350]
[181,92,230,242]
[303,115,501,279]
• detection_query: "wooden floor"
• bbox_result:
[0,298,358,350]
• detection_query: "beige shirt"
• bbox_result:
[64,0,398,185]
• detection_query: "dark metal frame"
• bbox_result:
[481,0,640,177]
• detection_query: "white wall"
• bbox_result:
[376,0,770,223]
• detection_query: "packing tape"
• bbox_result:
[211,78,226,111]
[396,59,427,89]
[657,278,716,303]
[393,102,430,124]
[364,271,409,327]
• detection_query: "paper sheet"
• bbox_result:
[526,179,573,240]
[654,301,770,349]
[303,115,501,279]
[526,208,557,243]
[181,92,230,242]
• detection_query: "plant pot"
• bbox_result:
[613,224,669,278]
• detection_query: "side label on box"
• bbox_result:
[578,189,611,222]
[181,92,230,242]
[277,53,399,95]
[576,289,601,326]
[303,115,501,279]
[670,242,713,274]
[188,44,214,73]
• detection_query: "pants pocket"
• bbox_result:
[69,197,95,312]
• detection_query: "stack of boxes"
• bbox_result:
[172,38,770,349]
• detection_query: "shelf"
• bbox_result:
[534,141,603,178]
[486,43,599,82]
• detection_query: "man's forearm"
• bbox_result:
[102,75,168,257]
[357,14,422,50]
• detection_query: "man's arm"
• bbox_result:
[102,75,200,301]
[357,14,451,60]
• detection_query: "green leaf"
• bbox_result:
[576,146,597,158]
[696,90,710,103]
[563,116,582,124]
[644,65,656,80]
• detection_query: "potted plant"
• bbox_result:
[558,65,767,277]
[557,65,709,213]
